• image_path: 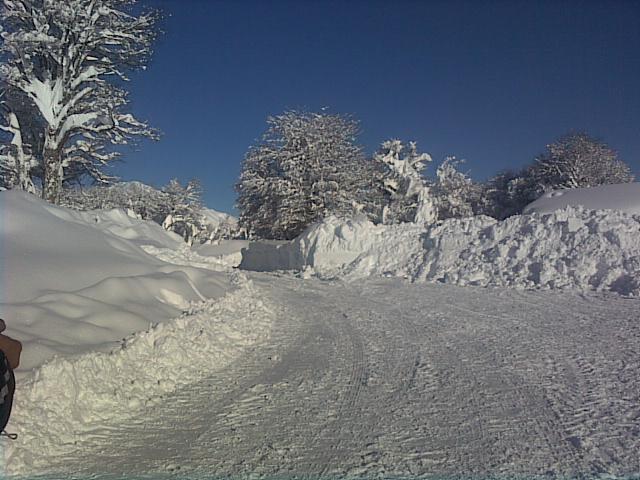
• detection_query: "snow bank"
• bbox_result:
[415,208,640,295]
[241,209,640,296]
[239,217,422,276]
[239,240,303,272]
[524,182,640,215]
[5,272,275,476]
[0,190,231,373]
[0,192,275,475]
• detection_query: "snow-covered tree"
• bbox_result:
[532,133,634,190]
[0,0,159,203]
[161,179,205,245]
[60,179,226,244]
[373,139,436,224]
[59,180,168,221]
[432,157,481,220]
[478,169,541,220]
[236,110,368,239]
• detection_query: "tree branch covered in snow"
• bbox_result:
[0,0,159,203]
[432,157,482,220]
[372,139,437,224]
[236,110,372,240]
[532,133,634,190]
[0,87,38,191]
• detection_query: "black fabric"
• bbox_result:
[0,349,16,432]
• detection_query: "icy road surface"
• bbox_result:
[43,275,640,478]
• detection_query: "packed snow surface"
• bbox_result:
[524,182,640,215]
[241,208,640,295]
[16,275,640,478]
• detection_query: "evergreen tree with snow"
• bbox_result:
[236,110,368,239]
[0,0,159,203]
[373,139,437,224]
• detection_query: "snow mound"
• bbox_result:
[0,190,232,373]
[414,208,640,295]
[241,209,640,296]
[240,217,382,272]
[0,191,273,476]
[524,182,640,215]
[74,207,185,249]
[5,273,275,476]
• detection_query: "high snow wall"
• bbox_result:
[240,208,640,296]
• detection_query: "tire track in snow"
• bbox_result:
[35,275,640,479]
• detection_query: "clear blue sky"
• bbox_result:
[115,0,640,213]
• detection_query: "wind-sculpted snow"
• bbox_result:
[241,208,640,295]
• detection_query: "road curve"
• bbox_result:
[43,275,640,478]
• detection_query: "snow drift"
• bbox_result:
[524,182,640,215]
[414,208,640,295]
[241,207,640,296]
[0,190,231,373]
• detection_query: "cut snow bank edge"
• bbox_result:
[240,208,640,296]
[4,272,276,477]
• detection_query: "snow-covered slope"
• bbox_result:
[200,207,237,227]
[241,207,640,296]
[524,182,640,215]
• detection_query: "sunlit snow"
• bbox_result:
[1,186,640,477]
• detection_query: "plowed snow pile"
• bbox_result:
[241,208,640,296]
[414,208,640,294]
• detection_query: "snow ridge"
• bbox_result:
[242,208,640,296]
[413,207,640,295]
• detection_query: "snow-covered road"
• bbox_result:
[39,275,640,478]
